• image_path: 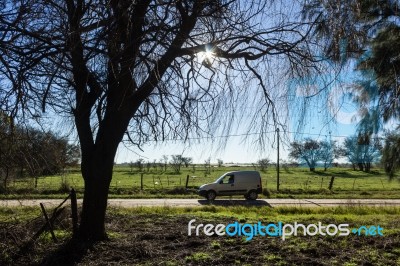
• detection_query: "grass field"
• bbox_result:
[1,165,400,199]
[1,205,400,265]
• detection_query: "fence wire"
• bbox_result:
[0,198,74,265]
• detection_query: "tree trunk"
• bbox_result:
[75,110,132,241]
[310,167,315,172]
[365,162,371,173]
[77,157,114,241]
[78,175,111,240]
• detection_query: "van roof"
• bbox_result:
[224,170,260,175]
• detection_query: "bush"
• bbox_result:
[262,188,271,198]
[168,187,187,194]
[59,178,70,193]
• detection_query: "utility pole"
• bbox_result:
[276,127,280,191]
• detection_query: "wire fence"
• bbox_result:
[0,192,76,265]
[2,167,400,194]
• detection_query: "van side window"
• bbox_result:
[223,175,234,184]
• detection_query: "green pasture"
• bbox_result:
[2,165,400,199]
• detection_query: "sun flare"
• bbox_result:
[197,50,215,63]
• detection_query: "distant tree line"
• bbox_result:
[288,135,382,173]
[0,114,80,189]
[129,155,193,174]
[127,130,400,178]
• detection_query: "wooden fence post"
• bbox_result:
[140,173,143,191]
[185,175,189,189]
[70,188,78,237]
[328,176,335,190]
[40,203,57,242]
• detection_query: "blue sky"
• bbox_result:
[114,62,376,165]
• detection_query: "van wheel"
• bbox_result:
[247,190,258,200]
[206,190,216,201]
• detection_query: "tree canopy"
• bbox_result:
[341,135,382,173]
[303,0,400,125]
[289,138,322,171]
[382,131,400,179]
[304,0,399,177]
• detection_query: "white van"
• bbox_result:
[198,171,263,200]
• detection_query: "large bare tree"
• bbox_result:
[0,0,323,240]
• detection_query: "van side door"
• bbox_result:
[217,174,236,195]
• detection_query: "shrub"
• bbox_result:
[262,188,271,198]
[59,178,70,193]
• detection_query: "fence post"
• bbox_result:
[70,188,78,237]
[140,173,143,191]
[40,203,57,242]
[328,176,335,190]
[158,176,163,188]
[185,175,189,189]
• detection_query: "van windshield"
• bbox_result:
[214,175,224,183]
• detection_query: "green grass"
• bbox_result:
[107,205,400,240]
[2,205,400,265]
[0,206,41,222]
[112,204,399,216]
[1,165,400,199]
[185,252,211,262]
[108,205,400,225]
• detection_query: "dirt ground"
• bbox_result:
[1,211,400,265]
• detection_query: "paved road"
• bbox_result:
[1,198,400,208]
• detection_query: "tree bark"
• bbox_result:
[77,173,111,241]
[77,141,117,240]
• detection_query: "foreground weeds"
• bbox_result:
[1,206,399,265]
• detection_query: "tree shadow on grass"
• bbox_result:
[313,170,355,178]
[39,238,94,266]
